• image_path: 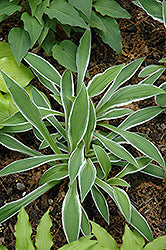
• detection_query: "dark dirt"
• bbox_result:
[0,0,166,249]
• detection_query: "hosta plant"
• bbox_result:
[133,0,166,27]
[0,29,165,243]
[0,0,131,67]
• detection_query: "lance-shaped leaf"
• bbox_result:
[163,0,166,27]
[62,180,82,242]
[0,154,69,177]
[90,221,119,250]
[68,141,85,184]
[24,52,61,86]
[95,178,153,242]
[15,207,34,250]
[0,123,32,133]
[141,163,165,179]
[139,65,165,77]
[79,159,96,202]
[68,84,89,151]
[139,69,165,85]
[91,185,109,224]
[1,71,61,154]
[97,58,145,112]
[84,99,96,153]
[93,132,138,167]
[69,0,92,19]
[81,206,91,236]
[107,178,130,187]
[0,111,28,127]
[97,108,133,121]
[87,64,124,97]
[136,0,162,22]
[35,210,53,250]
[144,235,166,250]
[61,69,74,130]
[58,236,96,249]
[40,164,68,185]
[0,181,58,224]
[99,124,166,170]
[93,144,111,180]
[76,29,91,93]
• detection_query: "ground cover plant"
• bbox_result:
[0,0,131,68]
[0,29,166,244]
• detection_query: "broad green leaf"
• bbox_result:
[69,0,92,19]
[35,210,53,250]
[0,133,42,157]
[97,108,133,121]
[90,221,119,250]
[97,58,145,112]
[84,99,96,153]
[98,16,122,55]
[0,0,21,22]
[0,246,7,250]
[45,0,87,29]
[15,207,35,250]
[1,71,61,154]
[0,154,68,177]
[139,65,165,77]
[0,181,58,224]
[155,83,166,107]
[35,0,49,24]
[0,41,13,59]
[76,29,91,93]
[8,27,31,66]
[79,159,96,202]
[24,52,61,86]
[29,0,42,16]
[93,144,111,180]
[52,40,77,72]
[21,12,43,47]
[81,206,91,236]
[121,224,142,250]
[0,56,34,93]
[93,132,138,167]
[59,236,96,250]
[68,141,85,183]
[62,181,82,242]
[133,229,145,248]
[139,69,165,85]
[93,0,131,19]
[141,163,165,179]
[40,164,68,185]
[0,92,10,128]
[87,64,124,97]
[41,29,55,56]
[144,235,166,250]
[99,124,166,170]
[95,178,153,242]
[0,111,28,127]
[87,11,106,31]
[91,185,109,224]
[137,0,162,21]
[68,84,89,151]
[107,178,130,187]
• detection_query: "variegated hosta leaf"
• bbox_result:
[139,69,165,85]
[141,163,165,179]
[93,144,111,180]
[76,29,91,93]
[62,180,82,243]
[91,185,109,224]
[107,178,130,187]
[162,0,166,27]
[97,57,145,112]
[79,159,96,202]
[93,132,138,167]
[139,64,165,77]
[87,64,124,97]
[68,84,89,151]
[81,206,91,236]
[97,108,133,121]
[68,141,85,184]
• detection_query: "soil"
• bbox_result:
[0,0,166,249]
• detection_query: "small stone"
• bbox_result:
[16,183,25,191]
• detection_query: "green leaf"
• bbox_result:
[0,41,14,59]
[87,64,124,97]
[29,0,42,16]
[0,123,32,133]
[97,108,134,121]
[24,52,61,86]
[0,92,10,128]
[68,141,85,183]
[100,124,166,170]
[91,185,109,224]
[69,0,92,19]
[0,245,7,250]
[98,16,122,55]
[0,0,21,21]
[136,0,162,21]
[35,210,53,250]
[121,224,142,250]
[62,181,82,242]
[59,236,96,250]
[15,207,35,250]
[93,0,131,19]
[93,144,111,180]
[21,12,43,47]
[139,69,165,85]
[107,178,130,187]
[76,29,91,93]
[35,0,49,24]
[40,164,68,185]
[144,235,166,250]
[86,11,106,31]
[79,159,96,202]
[8,27,31,66]
[141,163,165,179]
[41,29,55,56]
[52,40,77,72]
[0,181,58,224]
[139,65,165,77]
[68,84,89,151]
[0,154,68,177]
[81,207,91,236]
[90,221,119,250]
[93,132,138,167]
[155,83,166,108]
[45,0,87,29]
